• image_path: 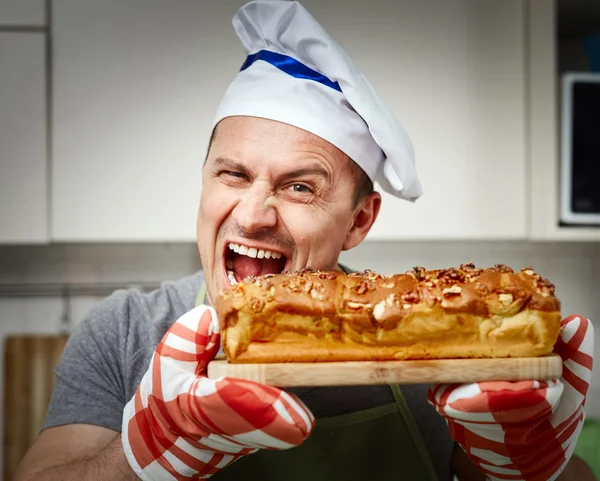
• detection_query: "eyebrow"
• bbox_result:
[212,157,251,176]
[212,157,331,184]
[278,165,331,184]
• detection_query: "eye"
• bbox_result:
[288,184,313,194]
[217,170,248,182]
[223,171,246,179]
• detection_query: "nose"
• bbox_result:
[231,181,277,234]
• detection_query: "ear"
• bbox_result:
[342,191,381,251]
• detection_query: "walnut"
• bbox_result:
[386,294,400,306]
[494,264,514,273]
[459,262,483,280]
[535,279,555,297]
[353,280,374,295]
[442,285,462,296]
[311,289,326,301]
[401,290,421,303]
[464,270,483,282]
[498,293,513,305]
[318,271,338,280]
[411,266,426,281]
[283,277,306,293]
[310,283,326,301]
[439,268,466,284]
[346,301,371,310]
[373,301,387,321]
[248,296,265,313]
[443,268,459,279]
[472,282,489,296]
[537,277,556,294]
[380,277,396,288]
[361,269,381,280]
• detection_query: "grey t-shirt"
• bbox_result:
[43,271,454,480]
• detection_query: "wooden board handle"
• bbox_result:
[207,354,563,387]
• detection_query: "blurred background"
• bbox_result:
[1,0,600,479]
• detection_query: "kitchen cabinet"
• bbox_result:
[0,32,48,244]
[51,0,244,242]
[0,0,45,26]
[51,0,527,242]
[342,0,526,240]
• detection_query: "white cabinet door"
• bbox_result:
[51,0,245,242]
[0,0,45,26]
[0,33,48,244]
[311,0,526,240]
[52,0,526,242]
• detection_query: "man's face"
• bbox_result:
[197,116,380,304]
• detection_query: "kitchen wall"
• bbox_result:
[1,239,599,475]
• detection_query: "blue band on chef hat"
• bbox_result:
[240,49,342,93]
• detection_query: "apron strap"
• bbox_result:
[390,384,440,481]
[195,283,208,307]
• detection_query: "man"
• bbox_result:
[15,2,595,480]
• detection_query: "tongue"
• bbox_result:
[233,254,285,281]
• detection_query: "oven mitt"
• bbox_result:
[121,305,315,481]
[428,314,594,481]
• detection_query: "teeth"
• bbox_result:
[227,270,237,285]
[226,259,233,269]
[227,243,283,261]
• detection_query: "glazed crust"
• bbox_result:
[215,263,562,363]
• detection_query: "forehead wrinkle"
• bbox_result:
[210,117,353,184]
[275,163,332,185]
[229,136,339,183]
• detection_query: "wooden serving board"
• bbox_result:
[206,354,562,387]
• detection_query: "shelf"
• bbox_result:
[530,226,600,242]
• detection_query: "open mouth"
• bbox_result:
[224,242,288,285]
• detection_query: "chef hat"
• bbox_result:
[213,0,423,201]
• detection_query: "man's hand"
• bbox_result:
[121,305,315,480]
[430,314,595,481]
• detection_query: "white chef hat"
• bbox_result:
[213,0,423,201]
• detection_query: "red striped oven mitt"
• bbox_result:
[428,314,595,481]
[121,305,315,481]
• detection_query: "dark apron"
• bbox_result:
[197,285,439,481]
